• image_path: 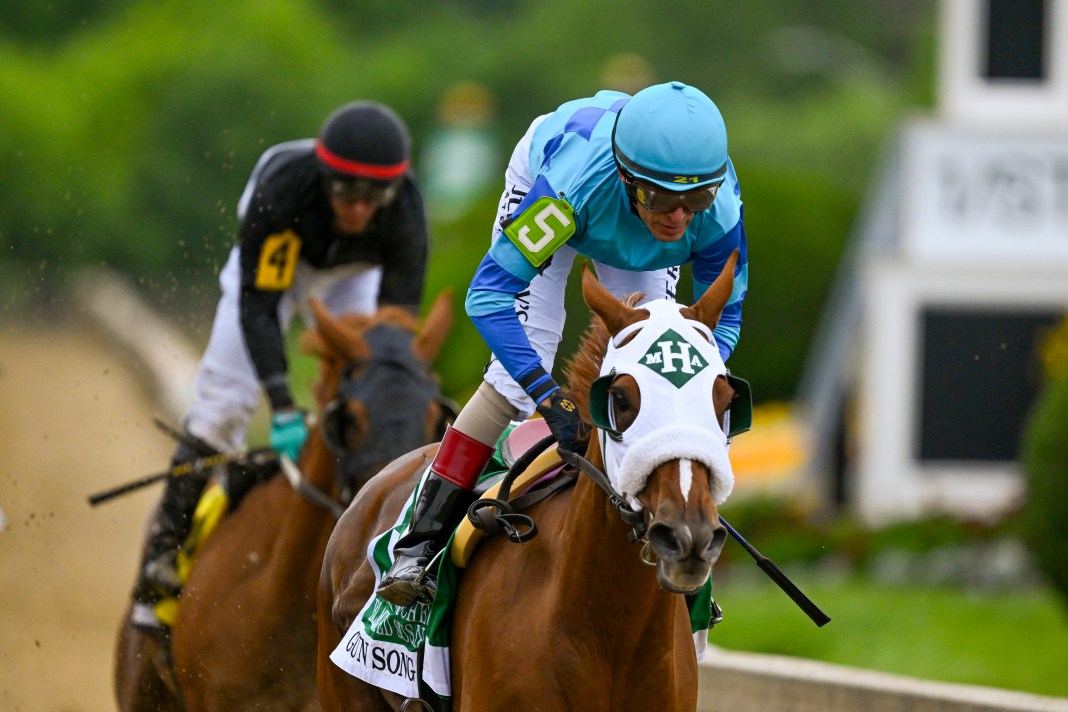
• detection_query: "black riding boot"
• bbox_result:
[377,426,495,606]
[376,473,475,606]
[132,443,212,602]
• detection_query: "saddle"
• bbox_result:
[451,418,571,568]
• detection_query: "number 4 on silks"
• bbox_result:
[255,230,302,290]
[504,197,576,268]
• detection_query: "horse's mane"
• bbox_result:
[302,306,421,355]
[334,306,421,334]
[300,306,424,406]
[561,292,644,436]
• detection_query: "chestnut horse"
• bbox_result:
[115,293,454,712]
[317,251,740,711]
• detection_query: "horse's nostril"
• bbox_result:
[648,522,689,561]
[702,526,728,562]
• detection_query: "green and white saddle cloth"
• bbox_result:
[328,433,716,701]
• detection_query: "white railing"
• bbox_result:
[698,647,1068,712]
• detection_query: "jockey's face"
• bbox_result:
[329,193,379,235]
[620,171,705,243]
[636,201,693,243]
[324,177,399,235]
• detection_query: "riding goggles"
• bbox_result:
[325,176,400,207]
[629,177,722,213]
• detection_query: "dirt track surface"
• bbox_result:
[1,325,172,712]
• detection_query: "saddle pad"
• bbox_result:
[449,445,563,568]
[500,417,552,466]
[153,482,230,626]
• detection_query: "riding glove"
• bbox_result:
[536,391,589,454]
[270,410,308,462]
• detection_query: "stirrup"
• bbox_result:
[377,568,435,607]
[378,546,446,606]
[143,554,183,598]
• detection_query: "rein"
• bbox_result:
[279,454,346,520]
[486,433,831,625]
[557,448,647,540]
[310,324,455,512]
[468,433,648,546]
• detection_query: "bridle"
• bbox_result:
[316,323,456,508]
[475,302,752,553]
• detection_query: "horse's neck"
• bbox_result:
[555,475,677,625]
[262,433,336,582]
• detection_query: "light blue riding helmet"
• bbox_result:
[612,81,728,191]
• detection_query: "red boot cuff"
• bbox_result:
[431,427,496,489]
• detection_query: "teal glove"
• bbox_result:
[269,410,308,462]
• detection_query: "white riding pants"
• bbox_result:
[182,246,382,453]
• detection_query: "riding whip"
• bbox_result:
[720,516,831,627]
[87,449,278,506]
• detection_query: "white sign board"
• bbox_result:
[901,122,1068,264]
[939,0,1068,127]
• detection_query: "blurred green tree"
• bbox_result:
[1020,319,1068,612]
[0,0,934,404]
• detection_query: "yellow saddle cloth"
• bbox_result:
[153,483,230,626]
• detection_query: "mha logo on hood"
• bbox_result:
[640,329,708,388]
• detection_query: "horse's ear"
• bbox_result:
[682,248,738,331]
[581,262,640,336]
[414,289,453,362]
[308,297,367,362]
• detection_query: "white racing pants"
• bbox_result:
[482,115,680,418]
[182,246,381,453]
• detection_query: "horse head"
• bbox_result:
[301,292,456,502]
[567,250,741,594]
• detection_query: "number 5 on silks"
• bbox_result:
[505,197,575,268]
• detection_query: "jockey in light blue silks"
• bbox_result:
[376,81,749,606]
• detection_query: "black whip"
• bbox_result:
[720,516,831,627]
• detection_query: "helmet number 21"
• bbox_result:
[504,197,575,268]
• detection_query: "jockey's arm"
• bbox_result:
[236,206,301,412]
[465,249,561,407]
[376,187,430,316]
[691,209,748,362]
[239,285,294,411]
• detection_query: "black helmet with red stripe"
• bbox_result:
[315,102,411,200]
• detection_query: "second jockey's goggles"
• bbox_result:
[325,176,399,207]
[628,175,722,213]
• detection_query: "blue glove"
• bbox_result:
[269,410,308,462]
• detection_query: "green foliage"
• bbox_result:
[0,0,112,45]
[718,491,1016,572]
[1020,371,1068,611]
[2,0,350,292]
[0,0,932,404]
[711,579,1068,697]
[713,488,1068,696]
[418,195,499,402]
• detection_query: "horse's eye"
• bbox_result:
[608,388,638,433]
[344,402,369,449]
